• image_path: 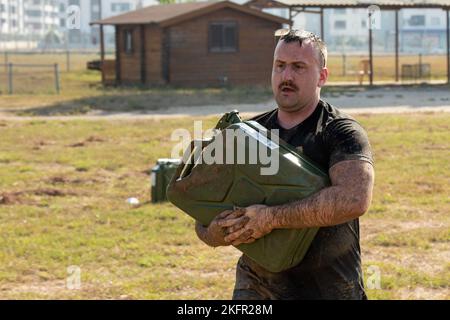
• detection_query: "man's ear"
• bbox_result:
[318,67,329,87]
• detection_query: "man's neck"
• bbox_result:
[277,96,320,129]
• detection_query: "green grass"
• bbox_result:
[0,113,449,299]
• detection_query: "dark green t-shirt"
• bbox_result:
[233,99,374,300]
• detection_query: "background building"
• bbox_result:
[0,0,157,49]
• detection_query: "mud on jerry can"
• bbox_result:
[151,159,181,203]
[167,111,330,272]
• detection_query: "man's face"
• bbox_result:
[271,39,327,113]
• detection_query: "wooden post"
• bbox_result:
[447,9,449,85]
[418,53,422,78]
[368,11,374,86]
[140,25,146,85]
[162,28,170,84]
[342,53,346,76]
[66,50,70,72]
[54,63,60,94]
[4,52,8,72]
[115,25,121,85]
[395,9,399,82]
[320,8,324,41]
[8,63,13,95]
[289,7,293,28]
[100,24,105,84]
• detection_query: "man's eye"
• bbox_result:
[275,64,285,72]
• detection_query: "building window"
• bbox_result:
[26,10,42,17]
[334,20,346,29]
[123,3,131,11]
[361,19,367,28]
[208,22,238,53]
[334,8,346,15]
[409,15,425,26]
[31,23,42,30]
[112,3,131,12]
[430,17,440,26]
[124,29,133,54]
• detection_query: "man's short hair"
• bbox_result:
[276,29,327,69]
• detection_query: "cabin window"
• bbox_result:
[124,29,133,54]
[209,22,238,53]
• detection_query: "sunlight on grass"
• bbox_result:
[0,113,448,299]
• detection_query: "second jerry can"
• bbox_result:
[151,158,181,203]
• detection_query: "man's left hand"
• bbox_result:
[217,204,274,246]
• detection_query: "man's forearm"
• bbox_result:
[269,185,369,229]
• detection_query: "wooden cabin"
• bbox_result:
[90,0,290,87]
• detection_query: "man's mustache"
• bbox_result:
[279,82,298,91]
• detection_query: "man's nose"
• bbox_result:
[281,65,295,82]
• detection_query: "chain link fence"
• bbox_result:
[0,50,114,94]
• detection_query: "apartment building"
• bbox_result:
[0,0,156,49]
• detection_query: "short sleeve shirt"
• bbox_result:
[237,99,374,299]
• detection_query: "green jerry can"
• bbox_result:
[151,159,181,203]
[167,111,330,272]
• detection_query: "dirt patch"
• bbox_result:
[68,141,86,148]
[32,140,56,150]
[85,136,106,143]
[32,188,70,197]
[0,188,77,205]
[423,145,449,151]
[47,176,71,184]
[0,192,23,205]
[47,175,103,185]
[0,280,67,296]
[68,135,106,148]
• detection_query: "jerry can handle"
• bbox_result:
[174,139,213,181]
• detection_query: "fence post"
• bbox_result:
[66,50,70,72]
[54,63,60,94]
[4,52,8,72]
[8,63,13,95]
[342,53,347,77]
[418,53,422,78]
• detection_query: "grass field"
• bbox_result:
[0,112,448,299]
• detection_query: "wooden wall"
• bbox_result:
[114,8,281,87]
[116,24,142,83]
[167,7,281,87]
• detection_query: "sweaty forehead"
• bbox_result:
[274,40,318,64]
